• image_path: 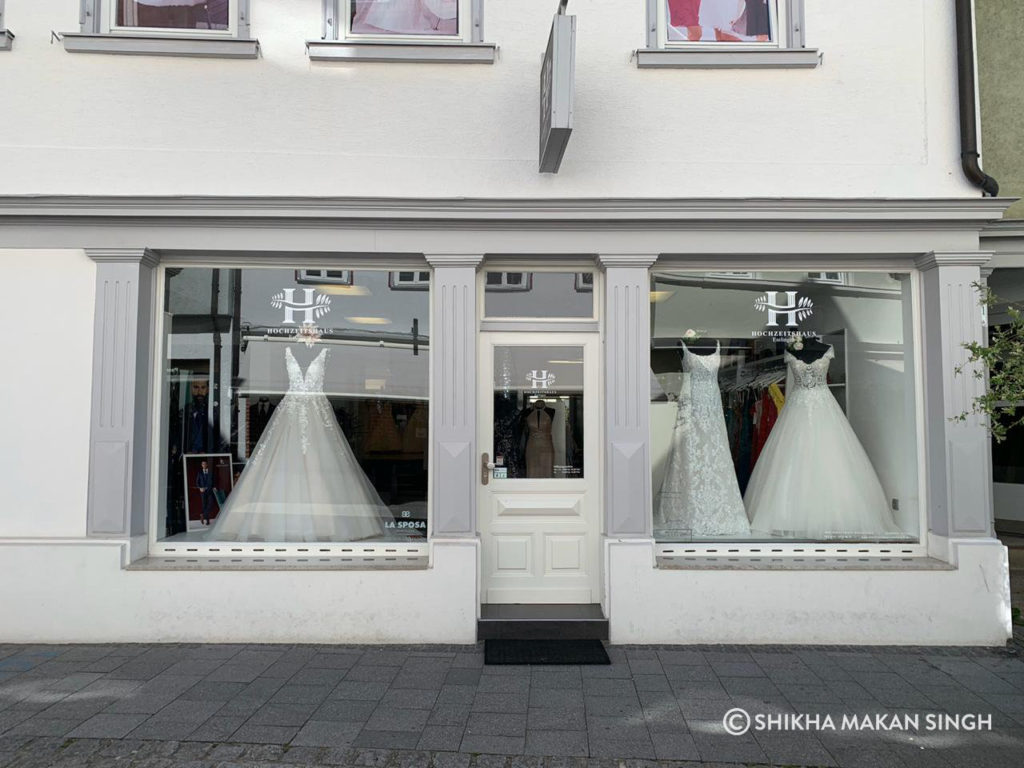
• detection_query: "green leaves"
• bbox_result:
[955,284,1024,443]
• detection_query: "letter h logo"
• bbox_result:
[754,291,814,327]
[270,288,332,325]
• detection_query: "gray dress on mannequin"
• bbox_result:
[524,404,555,478]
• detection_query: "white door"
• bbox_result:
[478,333,601,604]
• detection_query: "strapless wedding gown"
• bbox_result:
[744,346,903,539]
[656,342,750,537]
[209,347,392,542]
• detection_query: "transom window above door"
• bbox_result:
[483,272,595,319]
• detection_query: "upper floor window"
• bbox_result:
[323,0,475,42]
[663,0,779,46]
[639,0,816,68]
[113,0,231,33]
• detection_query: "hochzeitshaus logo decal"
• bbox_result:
[270,288,332,325]
[754,291,814,327]
[526,370,556,388]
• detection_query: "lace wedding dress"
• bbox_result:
[656,342,750,537]
[744,346,903,538]
[209,347,392,542]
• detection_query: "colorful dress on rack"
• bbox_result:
[656,342,750,537]
[744,346,903,539]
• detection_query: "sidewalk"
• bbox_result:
[1,642,1023,768]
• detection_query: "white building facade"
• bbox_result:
[0,0,1013,645]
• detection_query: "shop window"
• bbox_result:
[650,269,920,543]
[158,267,429,545]
[484,271,595,318]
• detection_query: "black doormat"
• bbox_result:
[484,639,611,665]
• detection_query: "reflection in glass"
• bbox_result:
[484,272,595,318]
[351,0,458,36]
[117,0,229,31]
[160,268,429,543]
[650,270,919,543]
[666,0,774,43]
[493,346,584,480]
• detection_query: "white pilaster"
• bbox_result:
[916,251,993,539]
[600,254,659,537]
[426,254,483,536]
[85,248,159,538]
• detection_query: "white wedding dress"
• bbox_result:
[209,347,392,542]
[744,346,903,539]
[656,342,750,537]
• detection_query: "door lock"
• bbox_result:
[481,452,495,485]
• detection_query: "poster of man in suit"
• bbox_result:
[183,454,234,531]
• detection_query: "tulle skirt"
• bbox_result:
[744,387,903,539]
[209,393,392,542]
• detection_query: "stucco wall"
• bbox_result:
[0,250,94,538]
[976,0,1024,218]
[0,0,976,199]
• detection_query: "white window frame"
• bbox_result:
[0,0,13,51]
[639,0,816,69]
[651,265,928,558]
[148,262,432,559]
[323,0,481,44]
[102,0,240,38]
[485,271,533,293]
[656,0,785,51]
[296,268,355,286]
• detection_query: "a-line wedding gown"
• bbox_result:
[656,342,750,537]
[209,347,392,542]
[744,345,903,539]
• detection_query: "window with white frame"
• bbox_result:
[0,0,12,50]
[662,0,781,46]
[641,0,815,66]
[77,0,251,37]
[389,271,431,290]
[323,0,477,42]
[807,271,847,284]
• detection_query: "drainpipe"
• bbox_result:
[955,0,998,196]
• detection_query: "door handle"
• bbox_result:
[481,452,495,485]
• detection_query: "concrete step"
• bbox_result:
[477,603,609,640]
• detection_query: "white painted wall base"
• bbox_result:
[0,539,478,644]
[606,539,1012,646]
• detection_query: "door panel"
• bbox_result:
[478,334,600,604]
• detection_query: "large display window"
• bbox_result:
[157,267,429,544]
[650,270,920,543]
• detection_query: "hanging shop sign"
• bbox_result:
[539,6,576,173]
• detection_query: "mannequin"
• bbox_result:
[521,399,556,478]
[789,335,831,364]
[681,337,717,356]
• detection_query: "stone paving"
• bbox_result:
[1,642,1023,768]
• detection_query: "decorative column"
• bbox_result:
[916,251,993,539]
[600,254,659,537]
[426,254,483,536]
[85,248,159,538]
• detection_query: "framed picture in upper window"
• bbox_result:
[663,0,780,47]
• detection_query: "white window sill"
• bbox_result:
[636,47,820,69]
[307,39,496,64]
[128,555,429,571]
[0,30,13,51]
[61,32,259,59]
[657,555,953,571]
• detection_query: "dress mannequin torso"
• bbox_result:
[521,401,556,478]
